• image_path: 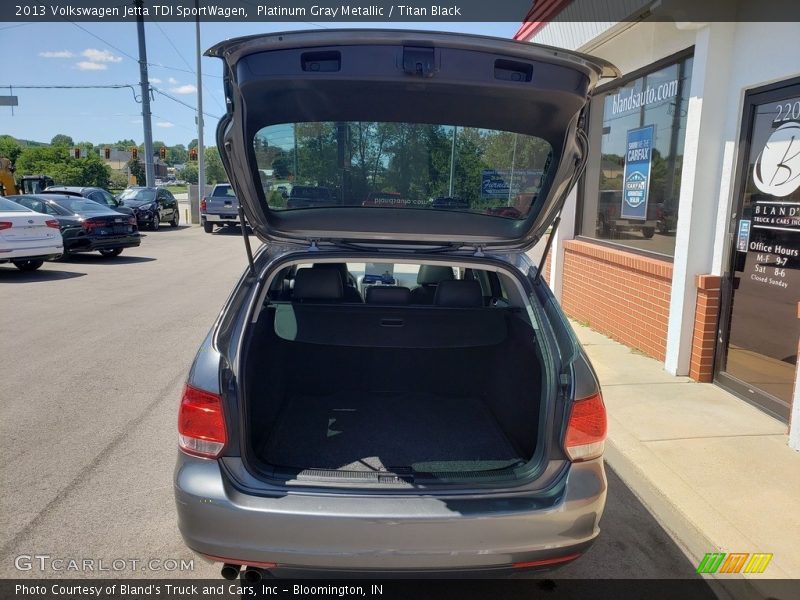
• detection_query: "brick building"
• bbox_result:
[517,1,800,446]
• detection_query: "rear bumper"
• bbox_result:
[0,243,63,261]
[174,454,606,573]
[203,213,240,224]
[65,234,141,253]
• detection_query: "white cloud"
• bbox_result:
[75,61,107,71]
[82,48,122,63]
[156,121,175,128]
[150,78,162,84]
[170,84,197,95]
[168,76,179,84]
[39,50,74,58]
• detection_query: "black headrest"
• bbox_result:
[365,286,411,305]
[417,264,455,285]
[434,280,483,308]
[292,268,343,302]
[312,262,349,281]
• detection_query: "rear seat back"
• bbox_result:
[365,286,411,305]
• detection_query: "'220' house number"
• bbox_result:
[774,100,800,123]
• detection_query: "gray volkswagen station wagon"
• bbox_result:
[174,30,617,580]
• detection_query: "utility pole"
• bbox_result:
[448,125,457,197]
[195,0,205,196]
[135,0,155,187]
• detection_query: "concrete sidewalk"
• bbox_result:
[574,323,800,588]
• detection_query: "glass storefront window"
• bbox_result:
[579,55,694,257]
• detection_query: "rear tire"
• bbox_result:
[203,220,214,233]
[99,248,123,258]
[13,259,44,272]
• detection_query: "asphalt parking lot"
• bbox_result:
[1,224,704,580]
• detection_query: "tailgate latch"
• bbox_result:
[402,47,436,78]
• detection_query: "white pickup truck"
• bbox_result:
[200,183,241,233]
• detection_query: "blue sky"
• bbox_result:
[0,21,519,147]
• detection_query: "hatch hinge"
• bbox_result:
[473,245,485,257]
[560,372,571,395]
[308,239,321,252]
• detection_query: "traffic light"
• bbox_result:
[189,148,198,161]
[104,147,111,160]
[73,147,81,159]
[131,147,138,161]
[159,146,167,160]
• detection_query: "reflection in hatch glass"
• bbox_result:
[253,122,553,220]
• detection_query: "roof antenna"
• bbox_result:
[238,205,256,277]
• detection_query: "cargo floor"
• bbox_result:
[257,391,524,473]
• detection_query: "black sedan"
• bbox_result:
[43,186,134,216]
[8,194,141,257]
[116,187,179,230]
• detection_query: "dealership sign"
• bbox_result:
[753,121,800,197]
[610,79,679,116]
[621,125,655,220]
[480,169,542,199]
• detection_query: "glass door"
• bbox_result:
[716,80,800,422]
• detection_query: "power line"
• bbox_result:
[151,87,220,120]
[67,20,223,79]
[152,20,226,114]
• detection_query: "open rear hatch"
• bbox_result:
[207,29,618,251]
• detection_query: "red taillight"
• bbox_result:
[564,392,606,462]
[46,219,60,229]
[178,384,227,458]
[200,198,207,212]
[0,222,12,231]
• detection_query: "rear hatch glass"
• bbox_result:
[256,121,550,220]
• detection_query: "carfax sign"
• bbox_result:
[621,125,655,220]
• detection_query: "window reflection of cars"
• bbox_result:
[286,186,334,209]
[431,197,470,210]
[596,189,661,239]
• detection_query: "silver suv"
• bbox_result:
[174,30,616,579]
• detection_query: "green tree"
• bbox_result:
[179,162,198,184]
[108,170,129,190]
[0,135,23,165]
[271,153,290,179]
[188,138,198,150]
[204,147,227,184]
[167,144,188,166]
[16,146,110,186]
[127,158,145,185]
[50,134,74,147]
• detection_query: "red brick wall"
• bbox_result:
[689,275,722,382]
[562,240,672,361]
[543,249,552,283]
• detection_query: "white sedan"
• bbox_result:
[0,196,64,271]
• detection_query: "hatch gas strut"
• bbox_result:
[537,212,561,280]
[238,204,256,278]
